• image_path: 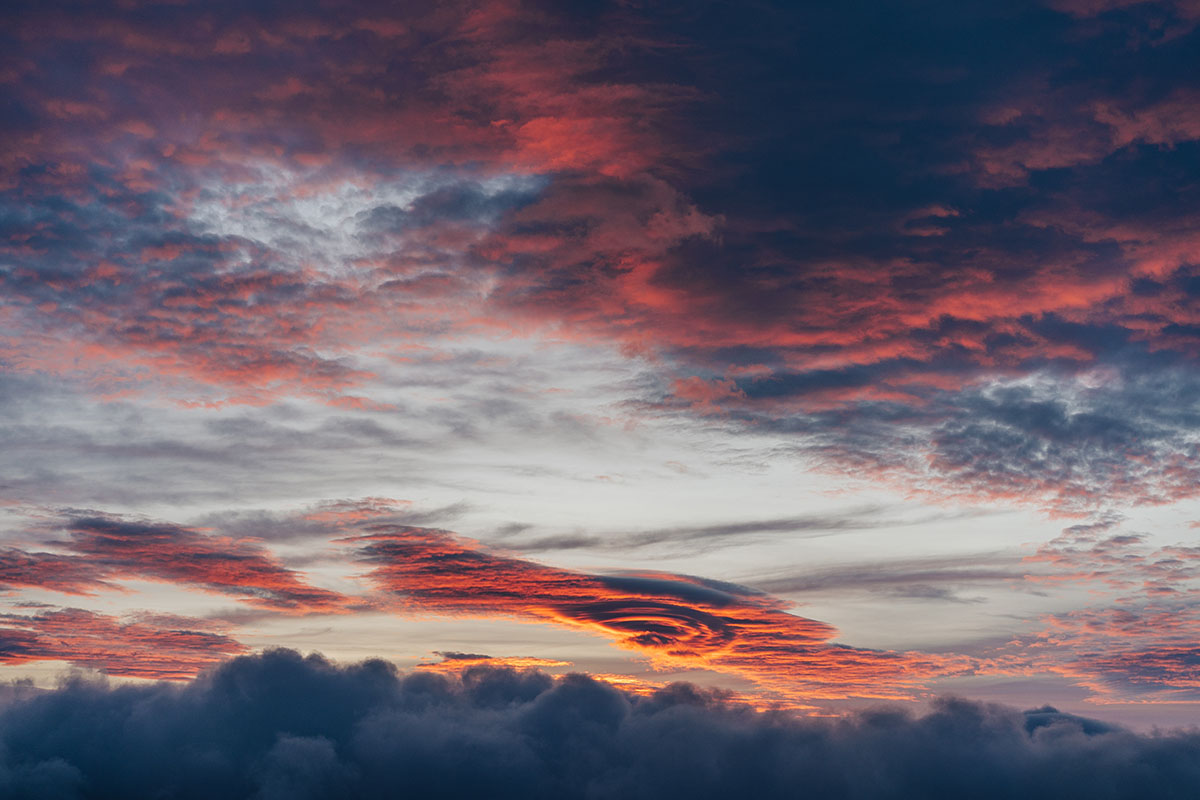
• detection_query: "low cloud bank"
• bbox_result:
[1,650,1198,799]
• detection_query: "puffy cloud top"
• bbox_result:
[1,650,1199,799]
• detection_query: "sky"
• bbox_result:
[3,0,1200,769]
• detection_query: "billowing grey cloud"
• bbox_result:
[2,650,1200,799]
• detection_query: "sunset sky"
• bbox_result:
[5,0,1200,739]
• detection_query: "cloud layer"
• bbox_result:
[4,0,1200,512]
[4,500,1200,702]
[5,0,1200,731]
[2,650,1200,800]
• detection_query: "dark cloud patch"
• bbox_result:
[738,357,1200,511]
[356,179,542,235]
[920,364,1200,507]
[1,650,1199,799]
[434,651,492,661]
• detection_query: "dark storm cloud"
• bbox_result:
[1,649,1199,799]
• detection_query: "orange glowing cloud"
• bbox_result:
[416,651,573,674]
[348,524,968,700]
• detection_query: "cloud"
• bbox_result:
[750,553,1027,601]
[5,1,1200,720]
[741,362,1200,512]
[0,548,113,596]
[416,651,573,674]
[2,0,674,406]
[0,500,973,697]
[503,506,1001,555]
[1000,604,1200,702]
[1,650,1199,799]
[347,519,963,699]
[8,499,1200,702]
[6,0,1200,514]
[1,511,355,614]
[331,500,1200,701]
[985,515,1200,700]
[0,608,246,679]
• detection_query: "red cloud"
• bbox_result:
[1,1,689,407]
[63,515,357,614]
[3,512,356,615]
[0,608,247,680]
[0,548,116,596]
[669,376,747,415]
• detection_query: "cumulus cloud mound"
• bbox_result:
[1,650,1198,799]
